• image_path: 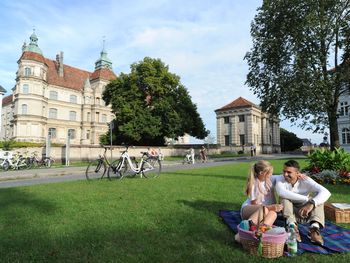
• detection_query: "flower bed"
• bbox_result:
[304,148,350,185]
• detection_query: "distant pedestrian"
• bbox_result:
[253,144,256,156]
[200,145,207,162]
[250,146,254,157]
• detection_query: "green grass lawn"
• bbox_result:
[0,159,349,262]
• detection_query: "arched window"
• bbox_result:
[49,91,58,100]
[342,128,350,144]
[22,84,29,94]
[69,111,76,121]
[70,95,77,103]
[49,108,58,119]
[21,104,28,114]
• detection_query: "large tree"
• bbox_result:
[245,0,350,150]
[102,57,207,146]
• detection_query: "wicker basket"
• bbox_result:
[324,203,350,223]
[238,225,287,258]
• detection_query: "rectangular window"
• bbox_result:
[69,111,77,121]
[49,90,58,100]
[24,67,31,76]
[86,130,90,140]
[239,134,245,145]
[22,84,29,94]
[102,114,107,123]
[95,112,100,122]
[224,135,230,146]
[224,116,229,124]
[70,95,77,103]
[87,112,91,122]
[340,102,349,116]
[49,108,57,119]
[239,115,245,122]
[68,129,75,139]
[48,128,56,138]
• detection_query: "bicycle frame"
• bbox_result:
[118,150,143,174]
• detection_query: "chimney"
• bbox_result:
[58,51,64,77]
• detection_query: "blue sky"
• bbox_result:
[0,0,326,144]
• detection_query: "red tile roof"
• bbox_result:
[215,96,259,111]
[45,58,91,91]
[90,68,117,81]
[19,51,46,64]
[2,94,13,106]
[19,51,117,92]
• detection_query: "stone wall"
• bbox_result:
[9,144,221,164]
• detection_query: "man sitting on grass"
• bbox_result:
[275,160,331,246]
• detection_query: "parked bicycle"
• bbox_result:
[108,145,162,180]
[0,151,12,171]
[85,146,110,180]
[27,151,55,168]
[1,151,29,170]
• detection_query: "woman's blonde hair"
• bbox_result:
[245,160,273,198]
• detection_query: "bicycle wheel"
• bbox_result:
[3,160,10,171]
[141,157,161,178]
[107,159,125,180]
[86,159,106,180]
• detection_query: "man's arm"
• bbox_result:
[303,177,331,206]
[275,180,309,202]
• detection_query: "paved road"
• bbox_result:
[0,154,304,188]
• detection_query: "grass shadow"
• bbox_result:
[163,171,247,181]
[178,199,241,214]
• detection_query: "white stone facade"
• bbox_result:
[337,92,350,151]
[215,97,280,154]
[1,32,116,145]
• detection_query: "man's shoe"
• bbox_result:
[308,227,324,246]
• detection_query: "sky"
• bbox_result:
[0,0,326,144]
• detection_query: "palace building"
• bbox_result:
[215,97,280,154]
[0,31,116,145]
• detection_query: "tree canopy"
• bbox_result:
[280,128,303,152]
[245,0,350,149]
[102,57,207,146]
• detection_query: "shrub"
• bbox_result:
[306,148,350,172]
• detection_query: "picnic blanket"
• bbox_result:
[219,210,350,254]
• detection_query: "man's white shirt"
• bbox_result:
[275,176,331,206]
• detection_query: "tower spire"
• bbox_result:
[94,37,112,70]
[23,28,43,55]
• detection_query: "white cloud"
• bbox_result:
[0,0,324,143]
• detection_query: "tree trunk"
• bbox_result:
[329,109,340,150]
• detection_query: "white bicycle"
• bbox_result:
[107,145,162,180]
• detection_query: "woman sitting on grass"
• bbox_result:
[240,160,283,227]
